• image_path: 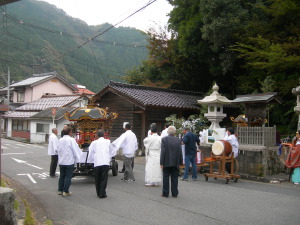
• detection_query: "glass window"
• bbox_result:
[12,120,18,130]
[23,121,28,131]
[17,92,25,102]
[36,123,49,133]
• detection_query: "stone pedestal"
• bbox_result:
[0,187,17,225]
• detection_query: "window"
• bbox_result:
[12,120,29,131]
[17,92,25,102]
[36,123,49,133]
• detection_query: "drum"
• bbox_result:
[212,140,232,156]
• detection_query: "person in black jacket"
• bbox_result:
[181,127,200,181]
[160,126,183,198]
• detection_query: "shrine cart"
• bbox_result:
[204,140,240,184]
[64,105,119,177]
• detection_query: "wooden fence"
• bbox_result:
[236,126,276,146]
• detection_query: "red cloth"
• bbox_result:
[285,145,300,168]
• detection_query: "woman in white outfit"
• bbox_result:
[144,123,162,186]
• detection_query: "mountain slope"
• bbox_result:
[0,0,148,91]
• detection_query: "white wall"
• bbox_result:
[32,79,74,101]
[6,118,12,137]
[30,120,55,143]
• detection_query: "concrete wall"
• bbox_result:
[0,187,17,225]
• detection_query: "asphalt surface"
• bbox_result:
[1,138,300,225]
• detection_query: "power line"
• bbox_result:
[0,8,148,49]
[58,0,157,59]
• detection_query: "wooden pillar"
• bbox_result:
[141,110,146,156]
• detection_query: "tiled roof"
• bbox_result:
[16,95,82,111]
[3,111,37,118]
[94,81,203,110]
[75,88,95,95]
[232,92,283,104]
[0,71,77,92]
[30,107,76,120]
[10,74,53,87]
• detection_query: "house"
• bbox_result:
[4,94,89,143]
[91,81,203,146]
[72,84,95,97]
[0,71,78,106]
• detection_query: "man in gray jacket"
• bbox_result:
[160,126,183,198]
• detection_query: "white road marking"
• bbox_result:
[16,144,28,147]
[11,157,43,169]
[73,178,86,180]
[17,173,37,184]
[2,146,7,149]
[33,172,49,179]
[32,146,45,149]
[2,153,26,155]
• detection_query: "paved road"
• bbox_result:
[1,138,300,225]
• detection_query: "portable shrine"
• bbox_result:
[64,105,119,176]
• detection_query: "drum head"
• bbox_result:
[212,141,224,156]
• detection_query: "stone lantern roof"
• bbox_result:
[198,83,231,104]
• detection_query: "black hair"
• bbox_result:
[125,123,131,130]
[65,126,72,135]
[227,127,235,135]
[97,129,105,137]
[150,123,157,133]
[165,123,170,128]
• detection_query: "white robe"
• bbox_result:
[48,133,58,155]
[88,137,115,167]
[110,130,138,157]
[224,134,239,158]
[143,133,162,184]
[57,135,82,165]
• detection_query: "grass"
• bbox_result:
[1,178,6,187]
[14,199,19,212]
[24,206,37,225]
[44,220,53,225]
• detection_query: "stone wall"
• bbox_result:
[200,144,285,177]
[0,187,17,225]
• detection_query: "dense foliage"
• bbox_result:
[126,0,300,135]
[0,0,148,91]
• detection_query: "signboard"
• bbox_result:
[52,108,56,120]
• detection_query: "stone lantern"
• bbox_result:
[198,83,231,129]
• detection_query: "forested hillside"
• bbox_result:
[127,0,300,134]
[0,0,148,91]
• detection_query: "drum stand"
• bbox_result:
[204,152,240,184]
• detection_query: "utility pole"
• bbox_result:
[7,67,10,106]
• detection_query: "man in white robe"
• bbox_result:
[224,127,239,173]
[88,129,117,198]
[48,128,59,178]
[144,123,162,186]
[110,123,138,183]
[57,126,82,196]
[161,123,169,138]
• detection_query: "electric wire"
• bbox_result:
[57,0,157,59]
[0,8,148,48]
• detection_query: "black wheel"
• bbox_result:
[214,177,217,180]
[112,161,118,176]
[234,178,238,183]
[205,175,208,181]
[225,179,229,184]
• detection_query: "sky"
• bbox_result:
[40,0,173,32]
